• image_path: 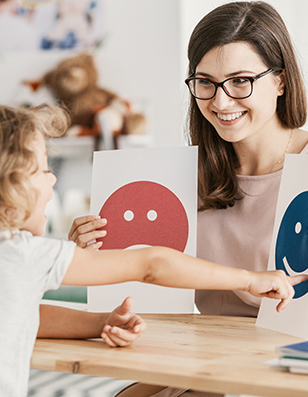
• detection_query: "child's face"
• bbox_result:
[21,133,57,236]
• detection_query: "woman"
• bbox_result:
[39,1,308,396]
[186,0,308,319]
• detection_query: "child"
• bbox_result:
[0,104,305,397]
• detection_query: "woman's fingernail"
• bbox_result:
[98,218,107,224]
[98,230,107,236]
[93,215,100,220]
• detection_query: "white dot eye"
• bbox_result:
[295,222,302,234]
[124,210,134,221]
[147,210,157,221]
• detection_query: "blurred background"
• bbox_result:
[0,1,307,395]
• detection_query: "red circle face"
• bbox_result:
[98,181,189,252]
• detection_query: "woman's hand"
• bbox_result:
[101,297,146,347]
[68,215,107,250]
[245,270,308,312]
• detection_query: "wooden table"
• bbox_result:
[31,314,308,397]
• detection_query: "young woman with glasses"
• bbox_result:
[185,0,308,321]
[37,2,308,396]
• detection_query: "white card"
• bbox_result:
[256,154,308,338]
[88,146,197,313]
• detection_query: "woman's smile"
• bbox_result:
[215,111,246,123]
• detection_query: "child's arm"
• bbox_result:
[62,245,307,312]
[38,297,146,347]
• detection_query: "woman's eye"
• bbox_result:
[198,79,212,86]
[232,77,249,85]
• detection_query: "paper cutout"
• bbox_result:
[88,146,197,313]
[257,154,308,338]
[275,191,308,298]
[97,181,189,251]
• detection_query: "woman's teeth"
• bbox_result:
[217,111,244,121]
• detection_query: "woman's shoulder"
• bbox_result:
[292,128,308,154]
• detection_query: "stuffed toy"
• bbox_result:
[22,53,146,148]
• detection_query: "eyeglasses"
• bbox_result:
[185,68,276,100]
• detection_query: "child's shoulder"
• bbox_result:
[0,230,36,261]
[0,230,75,274]
[0,230,69,256]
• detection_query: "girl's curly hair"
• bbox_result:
[0,104,69,231]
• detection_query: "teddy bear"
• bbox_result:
[23,52,146,148]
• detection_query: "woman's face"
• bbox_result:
[194,42,284,145]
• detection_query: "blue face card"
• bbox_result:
[257,154,308,339]
[275,191,308,298]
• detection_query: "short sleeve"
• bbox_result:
[16,232,76,293]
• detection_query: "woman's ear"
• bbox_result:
[277,69,286,96]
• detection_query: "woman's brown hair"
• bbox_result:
[0,104,69,231]
[187,1,307,210]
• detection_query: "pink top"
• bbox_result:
[195,143,308,317]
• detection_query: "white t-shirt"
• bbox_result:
[0,230,76,397]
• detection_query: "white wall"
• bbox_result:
[96,0,184,147]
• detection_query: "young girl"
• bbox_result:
[0,103,305,397]
[77,1,308,396]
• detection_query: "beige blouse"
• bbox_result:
[195,143,308,317]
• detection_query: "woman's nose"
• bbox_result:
[212,86,235,109]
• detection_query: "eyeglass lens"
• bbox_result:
[190,77,252,99]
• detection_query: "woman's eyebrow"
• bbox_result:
[195,70,256,78]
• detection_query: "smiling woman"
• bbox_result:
[188,0,308,316]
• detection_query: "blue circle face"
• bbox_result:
[275,191,308,298]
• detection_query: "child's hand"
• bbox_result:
[246,270,308,312]
[101,297,146,347]
[68,215,107,250]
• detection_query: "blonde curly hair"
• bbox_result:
[0,104,69,232]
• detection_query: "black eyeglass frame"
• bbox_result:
[185,68,279,100]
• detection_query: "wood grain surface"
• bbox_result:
[31,314,307,397]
